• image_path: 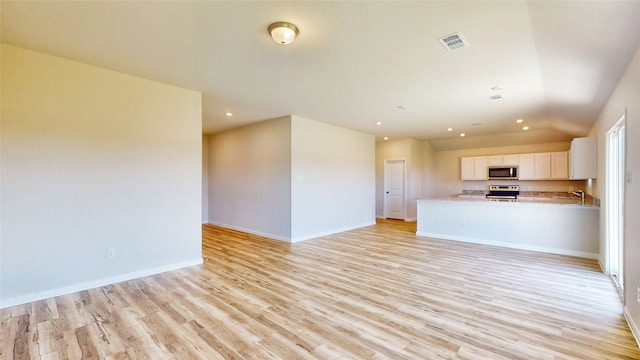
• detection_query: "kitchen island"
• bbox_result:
[416,196,599,258]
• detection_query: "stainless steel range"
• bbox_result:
[485,185,519,200]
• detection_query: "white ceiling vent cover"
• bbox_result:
[438,32,469,52]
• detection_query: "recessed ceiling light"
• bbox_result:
[225,112,233,116]
[383,136,389,140]
[491,86,502,91]
[375,121,382,125]
[460,133,466,137]
[516,119,523,123]
[447,128,453,132]
[523,126,530,131]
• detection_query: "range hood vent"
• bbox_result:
[438,32,469,52]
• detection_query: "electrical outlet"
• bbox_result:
[106,248,116,259]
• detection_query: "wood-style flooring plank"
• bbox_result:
[1,219,639,359]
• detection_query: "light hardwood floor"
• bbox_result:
[2,219,639,359]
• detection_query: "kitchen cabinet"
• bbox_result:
[485,155,519,166]
[534,153,551,179]
[570,137,597,179]
[462,151,569,181]
[460,156,488,180]
[518,154,535,180]
[519,152,568,180]
[551,151,569,179]
[488,156,503,165]
[502,154,519,166]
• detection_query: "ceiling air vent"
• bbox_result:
[489,95,503,101]
[438,32,469,52]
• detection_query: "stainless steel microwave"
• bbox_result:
[487,166,518,180]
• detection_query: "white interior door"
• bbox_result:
[384,159,405,220]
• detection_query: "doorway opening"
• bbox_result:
[606,112,625,293]
[384,159,406,220]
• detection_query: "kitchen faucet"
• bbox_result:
[571,190,585,205]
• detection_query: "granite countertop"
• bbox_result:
[418,194,599,208]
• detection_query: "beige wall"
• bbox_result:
[421,140,437,197]
[202,134,209,223]
[588,45,640,338]
[291,116,375,241]
[1,45,203,307]
[432,142,587,196]
[375,139,425,220]
[208,115,375,242]
[208,117,292,241]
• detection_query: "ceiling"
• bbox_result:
[2,1,640,150]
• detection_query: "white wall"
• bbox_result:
[291,116,375,242]
[432,142,586,196]
[202,134,209,224]
[0,45,202,308]
[375,139,424,220]
[588,45,640,341]
[208,117,292,241]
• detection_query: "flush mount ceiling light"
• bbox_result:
[516,118,524,123]
[268,22,299,45]
[225,112,233,117]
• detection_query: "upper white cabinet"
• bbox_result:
[551,152,569,179]
[534,153,552,179]
[487,156,503,165]
[461,156,488,180]
[518,154,535,180]
[502,154,520,166]
[570,137,597,179]
[463,152,568,180]
[460,157,474,180]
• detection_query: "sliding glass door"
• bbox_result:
[606,113,625,291]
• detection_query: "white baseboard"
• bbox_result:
[376,215,386,219]
[208,221,292,243]
[624,307,640,349]
[0,258,203,309]
[291,221,376,243]
[415,231,598,259]
[404,217,417,222]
